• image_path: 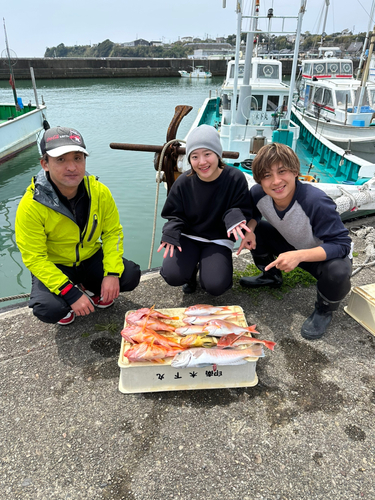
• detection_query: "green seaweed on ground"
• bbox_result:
[233,263,316,302]
[95,323,120,335]
[81,332,90,338]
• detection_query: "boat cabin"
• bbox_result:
[301,58,353,79]
[296,58,375,127]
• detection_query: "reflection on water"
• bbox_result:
[0,76,223,304]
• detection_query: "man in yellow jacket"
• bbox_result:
[15,126,141,325]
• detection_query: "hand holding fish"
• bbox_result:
[227,221,251,241]
[157,241,182,259]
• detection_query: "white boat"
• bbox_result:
[0,21,47,163]
[178,65,212,79]
[292,57,375,162]
[0,99,47,163]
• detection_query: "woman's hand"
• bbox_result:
[227,222,252,241]
[236,231,257,255]
[157,241,182,259]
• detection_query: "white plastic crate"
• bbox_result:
[344,284,375,336]
[118,306,259,394]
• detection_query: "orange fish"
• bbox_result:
[121,325,182,348]
[182,313,241,325]
[203,319,259,336]
[124,342,183,362]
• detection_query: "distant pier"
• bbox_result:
[0,57,296,80]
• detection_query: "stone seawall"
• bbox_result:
[0,57,295,80]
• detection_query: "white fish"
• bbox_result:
[171,346,264,368]
[182,313,240,325]
[203,319,259,337]
[184,304,235,316]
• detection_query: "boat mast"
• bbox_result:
[357,0,375,78]
[356,25,375,111]
[243,0,258,85]
[319,0,330,48]
[231,0,243,125]
[3,18,19,110]
[285,0,307,121]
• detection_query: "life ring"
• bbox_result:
[329,64,338,72]
[299,174,317,183]
[315,64,324,74]
[263,65,274,77]
[343,63,351,73]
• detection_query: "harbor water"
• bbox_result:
[0,76,223,307]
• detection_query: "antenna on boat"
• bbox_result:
[2,18,19,110]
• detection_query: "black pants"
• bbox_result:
[29,248,141,324]
[253,220,352,302]
[160,236,233,296]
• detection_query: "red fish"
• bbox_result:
[126,307,179,324]
[126,316,176,332]
[217,333,276,351]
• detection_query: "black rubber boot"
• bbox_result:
[182,266,199,294]
[301,290,341,340]
[239,254,283,288]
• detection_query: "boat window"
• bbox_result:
[302,63,311,76]
[251,95,264,110]
[369,89,375,107]
[336,90,352,108]
[313,62,326,76]
[266,95,279,111]
[340,62,352,75]
[323,89,334,107]
[257,64,279,79]
[327,62,339,75]
[313,87,324,104]
[230,64,245,78]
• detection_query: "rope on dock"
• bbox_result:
[0,293,30,303]
[350,226,375,276]
[148,138,186,269]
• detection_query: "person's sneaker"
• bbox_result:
[80,286,114,309]
[57,310,75,325]
[89,295,114,309]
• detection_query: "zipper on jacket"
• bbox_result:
[87,214,98,242]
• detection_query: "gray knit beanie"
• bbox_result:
[185,125,223,162]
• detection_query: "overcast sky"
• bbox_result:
[1,0,374,58]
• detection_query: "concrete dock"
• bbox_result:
[1,217,375,500]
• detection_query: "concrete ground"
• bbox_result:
[1,217,375,500]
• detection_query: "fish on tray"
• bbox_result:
[124,342,184,362]
[203,319,259,337]
[126,307,179,324]
[217,333,276,351]
[178,334,217,348]
[175,325,209,336]
[121,325,182,348]
[171,345,264,368]
[182,313,241,325]
[126,316,176,332]
[184,304,237,316]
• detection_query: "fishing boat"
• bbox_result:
[178,65,212,79]
[174,0,375,219]
[0,20,47,163]
[292,57,375,163]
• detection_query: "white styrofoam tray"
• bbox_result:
[118,306,259,394]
